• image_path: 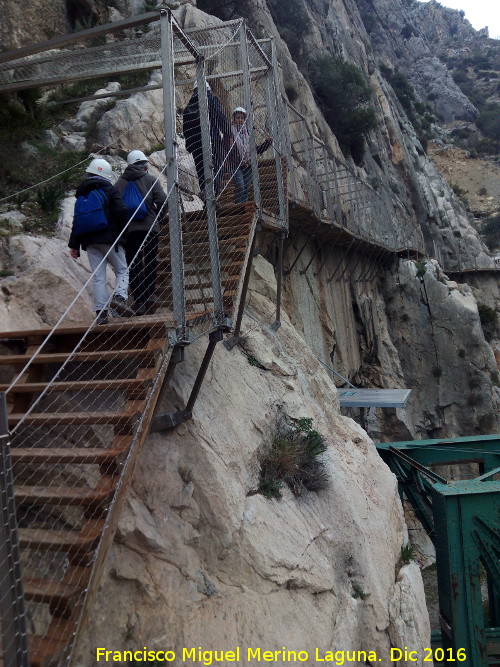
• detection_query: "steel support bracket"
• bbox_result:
[150,409,192,432]
[224,335,239,351]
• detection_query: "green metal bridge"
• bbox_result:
[377,435,500,666]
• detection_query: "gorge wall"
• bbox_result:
[1,0,500,663]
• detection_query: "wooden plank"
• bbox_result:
[157,261,245,278]
[10,447,128,465]
[18,524,103,553]
[28,636,66,667]
[159,290,236,308]
[0,378,151,396]
[70,346,174,655]
[0,317,171,342]
[14,483,115,506]
[23,579,81,605]
[8,411,140,427]
[160,235,249,253]
[0,347,162,366]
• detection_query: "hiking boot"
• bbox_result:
[96,310,109,325]
[110,295,135,317]
[134,302,147,317]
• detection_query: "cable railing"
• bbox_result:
[0,15,286,665]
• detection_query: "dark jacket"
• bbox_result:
[183,89,231,162]
[115,165,167,235]
[68,176,128,253]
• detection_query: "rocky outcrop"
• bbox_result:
[354,0,479,123]
[73,256,430,665]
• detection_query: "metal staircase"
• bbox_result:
[0,198,259,666]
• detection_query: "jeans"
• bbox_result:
[232,165,252,203]
[126,230,159,305]
[86,244,129,311]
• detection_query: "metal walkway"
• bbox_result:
[378,436,500,666]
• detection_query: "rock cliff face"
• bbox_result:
[1,0,500,661]
[73,258,429,665]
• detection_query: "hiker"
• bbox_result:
[227,107,272,203]
[182,81,231,199]
[115,150,167,316]
[68,158,134,326]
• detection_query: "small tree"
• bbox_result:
[308,55,377,163]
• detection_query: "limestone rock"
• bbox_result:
[0,233,94,330]
[73,260,429,663]
[0,211,26,232]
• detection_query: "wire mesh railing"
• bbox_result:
[283,100,425,255]
[0,14,288,665]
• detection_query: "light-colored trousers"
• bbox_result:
[86,243,129,311]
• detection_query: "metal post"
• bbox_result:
[224,233,257,349]
[270,231,285,331]
[314,227,344,277]
[357,242,379,282]
[196,61,224,320]
[321,145,334,222]
[327,236,356,282]
[432,487,488,666]
[336,239,364,282]
[302,124,318,217]
[266,63,287,230]
[160,9,186,338]
[0,392,29,667]
[239,23,262,216]
[282,103,296,202]
[284,234,311,276]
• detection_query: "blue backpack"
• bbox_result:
[122,181,148,221]
[74,188,109,236]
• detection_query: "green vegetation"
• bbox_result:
[195,0,249,20]
[445,53,500,155]
[308,55,377,163]
[258,417,329,500]
[268,0,310,62]
[451,183,469,207]
[352,581,370,600]
[481,213,500,252]
[380,68,435,150]
[0,270,15,278]
[400,543,416,564]
[401,23,418,39]
[477,303,497,341]
[36,184,64,213]
[414,260,427,278]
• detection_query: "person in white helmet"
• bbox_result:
[115,150,167,316]
[68,158,134,325]
[227,107,272,203]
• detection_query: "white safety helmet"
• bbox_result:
[127,150,148,165]
[233,106,247,115]
[86,158,113,181]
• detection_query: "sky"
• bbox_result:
[421,0,500,39]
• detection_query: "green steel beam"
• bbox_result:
[377,436,500,667]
